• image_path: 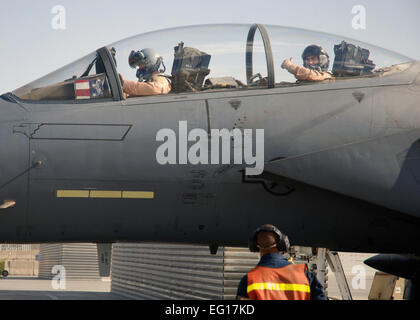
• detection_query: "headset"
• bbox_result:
[248,224,290,253]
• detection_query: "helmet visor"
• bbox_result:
[128,50,144,69]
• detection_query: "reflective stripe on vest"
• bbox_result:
[247,263,311,300]
[247,282,310,294]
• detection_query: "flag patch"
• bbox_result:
[75,77,105,99]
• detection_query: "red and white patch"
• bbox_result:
[75,80,90,99]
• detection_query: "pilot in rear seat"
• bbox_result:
[281,45,332,82]
[120,48,171,97]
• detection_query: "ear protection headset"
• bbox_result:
[248,224,290,253]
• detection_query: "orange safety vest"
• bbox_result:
[247,263,311,300]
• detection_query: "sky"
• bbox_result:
[0,0,419,93]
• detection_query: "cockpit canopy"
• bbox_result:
[12,24,412,102]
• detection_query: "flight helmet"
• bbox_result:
[128,48,165,81]
[302,45,330,72]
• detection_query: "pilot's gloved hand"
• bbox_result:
[281,57,294,70]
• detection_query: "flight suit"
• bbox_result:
[282,59,332,82]
[122,74,171,97]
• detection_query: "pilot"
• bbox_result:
[281,45,332,82]
[236,224,328,300]
[120,48,171,97]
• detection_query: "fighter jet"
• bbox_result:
[1,24,420,293]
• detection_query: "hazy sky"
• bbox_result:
[0,0,419,93]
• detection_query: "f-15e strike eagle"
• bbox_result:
[1,24,419,296]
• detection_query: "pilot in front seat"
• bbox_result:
[120,48,171,97]
[281,45,332,82]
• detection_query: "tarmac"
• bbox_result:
[0,276,126,300]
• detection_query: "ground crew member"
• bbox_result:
[236,224,328,300]
[120,48,171,97]
[281,45,332,82]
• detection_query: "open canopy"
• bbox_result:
[12,23,412,101]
